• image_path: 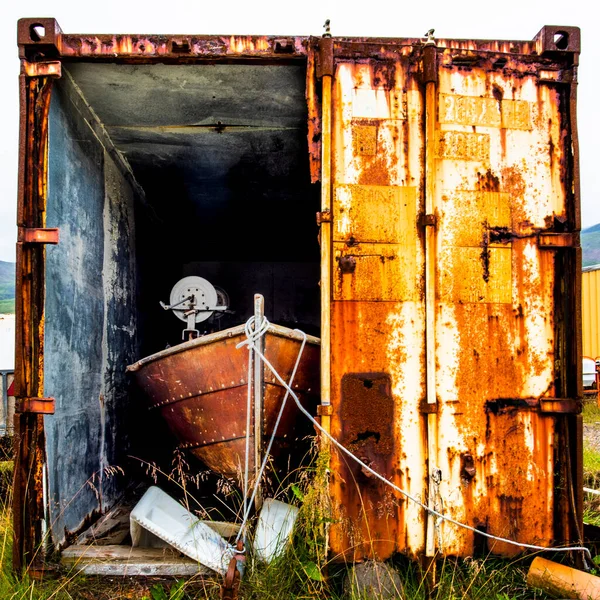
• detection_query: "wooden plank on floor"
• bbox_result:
[61,545,214,577]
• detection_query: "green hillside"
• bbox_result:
[583,224,600,268]
[0,262,15,314]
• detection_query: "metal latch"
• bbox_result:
[16,397,55,414]
[19,228,59,244]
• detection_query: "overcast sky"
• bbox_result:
[0,0,598,263]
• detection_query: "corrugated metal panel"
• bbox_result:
[583,269,600,359]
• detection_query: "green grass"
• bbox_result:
[583,400,600,423]
[0,447,572,599]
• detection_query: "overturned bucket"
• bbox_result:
[253,498,299,563]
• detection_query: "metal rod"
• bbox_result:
[253,294,264,510]
[320,71,333,448]
[424,74,439,558]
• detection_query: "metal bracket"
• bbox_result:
[17,18,62,60]
[539,398,581,414]
[22,60,61,79]
[19,228,59,245]
[317,404,334,416]
[419,400,438,414]
[16,397,55,415]
[316,210,332,225]
[422,44,438,84]
[316,36,334,79]
[538,232,575,249]
[486,397,581,414]
[534,26,581,56]
[420,214,437,228]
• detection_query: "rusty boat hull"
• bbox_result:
[127,324,320,479]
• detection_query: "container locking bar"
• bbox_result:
[16,397,55,415]
[19,228,59,245]
[486,397,581,414]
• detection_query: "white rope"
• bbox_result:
[243,324,592,563]
[240,320,255,543]
[233,317,307,545]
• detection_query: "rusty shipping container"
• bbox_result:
[13,19,582,572]
[582,265,600,361]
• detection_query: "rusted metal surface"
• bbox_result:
[327,53,426,560]
[128,325,320,480]
[13,51,57,571]
[60,33,307,59]
[14,17,582,572]
[19,228,59,245]
[326,31,581,561]
[16,397,55,415]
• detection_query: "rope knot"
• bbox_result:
[236,315,271,349]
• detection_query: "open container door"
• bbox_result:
[13,19,63,573]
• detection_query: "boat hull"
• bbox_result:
[128,324,320,479]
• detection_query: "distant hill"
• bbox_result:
[583,224,600,268]
[0,262,15,314]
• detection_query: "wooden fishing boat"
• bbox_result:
[127,321,320,481]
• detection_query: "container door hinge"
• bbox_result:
[316,36,334,79]
[316,210,332,226]
[317,404,334,416]
[22,60,61,79]
[422,44,438,84]
[19,228,59,245]
[538,232,576,249]
[420,214,437,228]
[419,400,438,414]
[539,398,581,414]
[16,397,55,415]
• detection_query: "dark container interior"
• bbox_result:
[43,60,320,545]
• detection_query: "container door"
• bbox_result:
[430,43,580,556]
[325,31,580,562]
[327,51,427,560]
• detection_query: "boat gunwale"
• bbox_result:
[126,323,320,373]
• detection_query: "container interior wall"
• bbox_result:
[45,77,140,544]
[43,60,319,545]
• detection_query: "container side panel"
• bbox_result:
[44,78,137,546]
[328,56,427,561]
